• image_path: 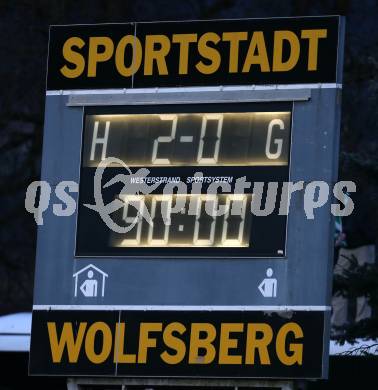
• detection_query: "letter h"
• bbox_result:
[90,121,110,161]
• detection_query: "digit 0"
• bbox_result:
[147,195,172,245]
[221,195,248,246]
[193,195,217,246]
[197,114,223,164]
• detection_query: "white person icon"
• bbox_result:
[80,270,97,297]
[258,268,277,298]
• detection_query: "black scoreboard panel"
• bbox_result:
[76,103,291,257]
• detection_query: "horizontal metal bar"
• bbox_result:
[33,304,331,311]
[47,82,341,96]
[66,89,311,106]
[68,377,294,388]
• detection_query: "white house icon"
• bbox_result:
[73,264,108,298]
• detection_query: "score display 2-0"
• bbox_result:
[76,103,291,258]
[82,111,291,167]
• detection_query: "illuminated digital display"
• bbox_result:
[111,194,252,248]
[76,103,291,257]
[82,112,290,167]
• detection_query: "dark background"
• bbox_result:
[1,0,377,314]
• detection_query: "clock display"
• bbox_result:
[111,194,252,248]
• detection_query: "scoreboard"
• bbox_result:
[77,105,291,257]
[30,16,344,382]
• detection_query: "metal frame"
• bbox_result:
[33,86,340,308]
[67,88,311,106]
[67,377,295,389]
[31,84,342,382]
